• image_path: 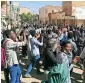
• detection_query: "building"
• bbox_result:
[1,1,7,17]
[48,12,75,26]
[11,2,20,27]
[39,5,62,24]
[1,1,20,30]
[19,7,30,14]
[48,1,85,27]
[1,1,7,30]
[62,1,85,27]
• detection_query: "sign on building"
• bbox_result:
[75,7,85,19]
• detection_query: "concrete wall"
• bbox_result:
[63,1,85,16]
[19,7,30,14]
[48,13,57,24]
[62,1,72,16]
[1,4,6,16]
[48,12,75,26]
[39,5,62,23]
[1,1,6,7]
[75,20,85,27]
[72,1,85,7]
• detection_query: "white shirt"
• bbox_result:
[28,34,32,51]
[5,38,26,68]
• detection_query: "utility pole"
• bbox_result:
[17,7,19,28]
[6,1,8,29]
[44,7,45,24]
[10,1,12,29]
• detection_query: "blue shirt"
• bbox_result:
[59,33,67,44]
[30,37,43,56]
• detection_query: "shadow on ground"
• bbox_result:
[71,67,83,83]
[19,56,47,81]
[1,56,83,83]
[30,68,47,81]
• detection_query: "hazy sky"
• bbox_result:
[19,1,62,14]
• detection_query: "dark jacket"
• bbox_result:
[44,48,57,70]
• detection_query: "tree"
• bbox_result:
[20,13,32,23]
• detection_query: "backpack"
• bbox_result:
[1,40,9,70]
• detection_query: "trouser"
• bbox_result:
[4,68,10,83]
[69,64,73,76]
[77,46,83,56]
[22,45,27,57]
[27,51,31,63]
[26,55,40,74]
[9,64,21,83]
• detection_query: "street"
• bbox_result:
[1,57,83,83]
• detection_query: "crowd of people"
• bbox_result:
[1,24,85,83]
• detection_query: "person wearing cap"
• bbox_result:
[25,30,43,78]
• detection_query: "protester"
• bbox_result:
[60,41,73,83]
[4,29,27,83]
[44,39,58,70]
[1,23,85,83]
[25,30,43,78]
[68,31,77,57]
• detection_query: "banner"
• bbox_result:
[74,7,85,19]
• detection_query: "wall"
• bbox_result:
[56,12,65,19]
[72,6,85,19]
[75,20,85,27]
[48,13,57,24]
[63,1,85,16]
[62,1,85,27]
[1,2,6,16]
[62,1,72,16]
[39,5,62,23]
[72,1,85,6]
[72,1,85,18]
[48,12,75,26]
[19,7,30,14]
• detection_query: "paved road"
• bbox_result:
[1,57,84,83]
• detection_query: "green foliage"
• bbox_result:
[20,13,32,22]
[20,13,39,24]
[58,23,63,27]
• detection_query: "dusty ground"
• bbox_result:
[1,57,84,83]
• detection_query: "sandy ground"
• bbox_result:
[1,57,84,83]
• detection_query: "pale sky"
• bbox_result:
[19,1,62,14]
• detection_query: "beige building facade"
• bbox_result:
[39,5,62,23]
[19,7,30,14]
[48,1,85,27]
[62,1,85,27]
[48,12,75,26]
